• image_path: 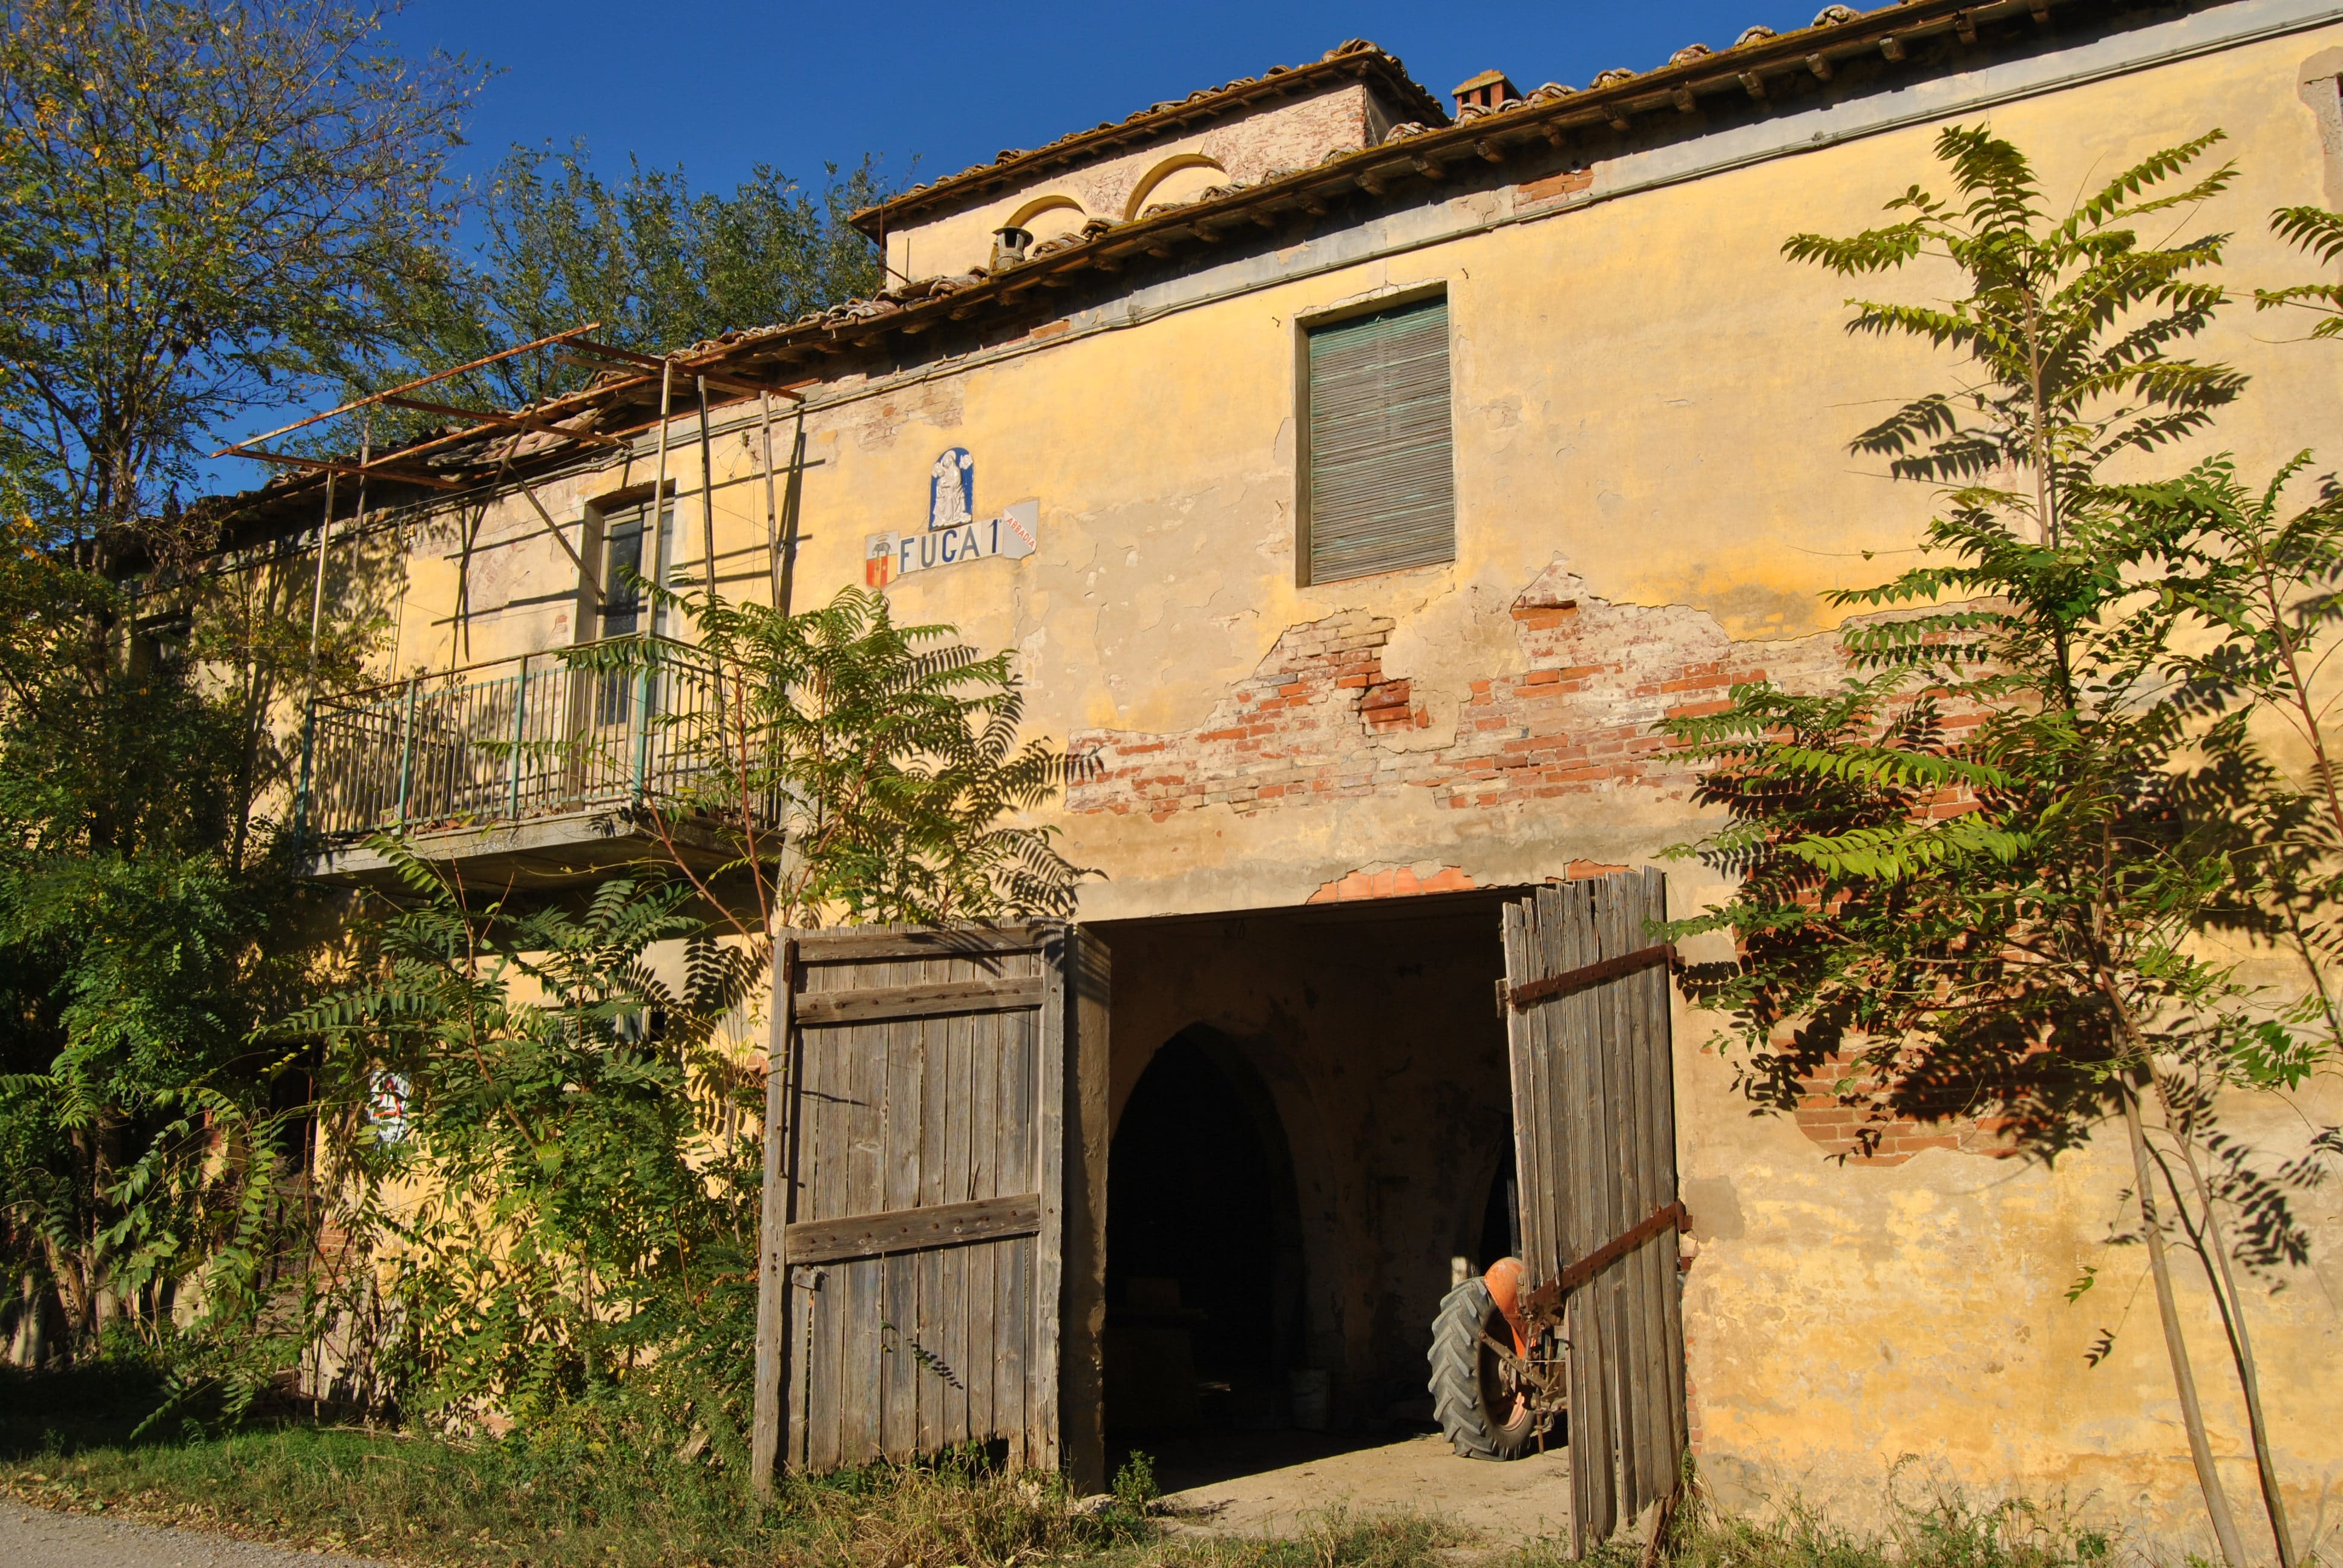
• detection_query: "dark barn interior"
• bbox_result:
[1093,889,1522,1472]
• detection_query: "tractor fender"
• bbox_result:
[1483,1256,1529,1356]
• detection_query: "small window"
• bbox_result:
[588,502,667,726]
[598,509,647,639]
[1302,293,1456,584]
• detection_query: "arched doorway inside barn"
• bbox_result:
[1105,1027,1305,1438]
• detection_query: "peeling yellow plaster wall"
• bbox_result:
[388,26,2343,924]
[1673,973,2343,1548]
[349,23,2343,1532]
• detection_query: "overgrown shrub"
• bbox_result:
[289,854,766,1448]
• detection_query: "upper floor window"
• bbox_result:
[597,507,648,640]
[588,499,671,641]
[1301,293,1456,585]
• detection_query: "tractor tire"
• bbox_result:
[1427,1273,1543,1461]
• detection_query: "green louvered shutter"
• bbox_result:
[1305,296,1456,584]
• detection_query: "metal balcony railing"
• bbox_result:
[298,634,738,841]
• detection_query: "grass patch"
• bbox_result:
[0,1365,1153,1567]
[0,1367,1470,1568]
[1,1368,2119,1568]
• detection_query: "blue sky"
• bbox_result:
[381,1,1832,204]
[211,4,1830,490]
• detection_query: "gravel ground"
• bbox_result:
[0,1505,387,1568]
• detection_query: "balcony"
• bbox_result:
[298,635,757,891]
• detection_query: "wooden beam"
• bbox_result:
[565,339,804,399]
[212,321,601,457]
[382,395,625,447]
[1881,34,1907,60]
[1955,8,1978,42]
[1739,71,1766,100]
[1671,85,1696,112]
[783,1192,1043,1267]
[793,975,1045,1025]
[1806,52,1834,80]
[503,463,586,577]
[749,937,796,1500]
[228,447,462,491]
[791,924,1044,962]
[1474,139,1507,164]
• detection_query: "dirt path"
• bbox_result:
[1152,1430,1575,1541]
[1,1505,385,1568]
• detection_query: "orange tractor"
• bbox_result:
[1427,1256,1561,1459]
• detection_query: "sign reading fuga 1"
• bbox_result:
[865,447,1038,587]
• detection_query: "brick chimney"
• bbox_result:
[1451,68,1520,114]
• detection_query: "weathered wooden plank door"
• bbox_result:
[1501,871,1687,1556]
[751,923,1067,1480]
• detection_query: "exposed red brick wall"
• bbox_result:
[1307,864,1479,903]
[1791,1048,2020,1166]
[1067,570,1815,823]
[1516,167,1594,204]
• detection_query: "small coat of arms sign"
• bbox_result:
[869,449,1036,586]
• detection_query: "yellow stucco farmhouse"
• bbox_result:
[202,0,2343,1553]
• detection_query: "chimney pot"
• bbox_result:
[1450,68,1521,115]
[991,224,1034,268]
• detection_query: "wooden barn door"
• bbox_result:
[750,923,1067,1482]
[1501,871,1688,1556]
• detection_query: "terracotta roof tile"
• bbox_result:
[851,39,1449,235]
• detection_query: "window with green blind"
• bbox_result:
[1303,294,1456,584]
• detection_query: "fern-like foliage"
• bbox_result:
[1670,125,2336,1176]
[1783,125,2242,529]
[570,582,1090,934]
[288,843,767,1448]
[2256,205,2343,338]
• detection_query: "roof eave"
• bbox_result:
[847,45,1450,240]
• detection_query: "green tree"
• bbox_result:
[1662,128,2329,1567]
[576,582,1086,938]
[0,0,459,1387]
[290,588,1082,1446]
[0,526,324,1377]
[329,142,893,437]
[0,0,479,562]
[286,852,765,1443]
